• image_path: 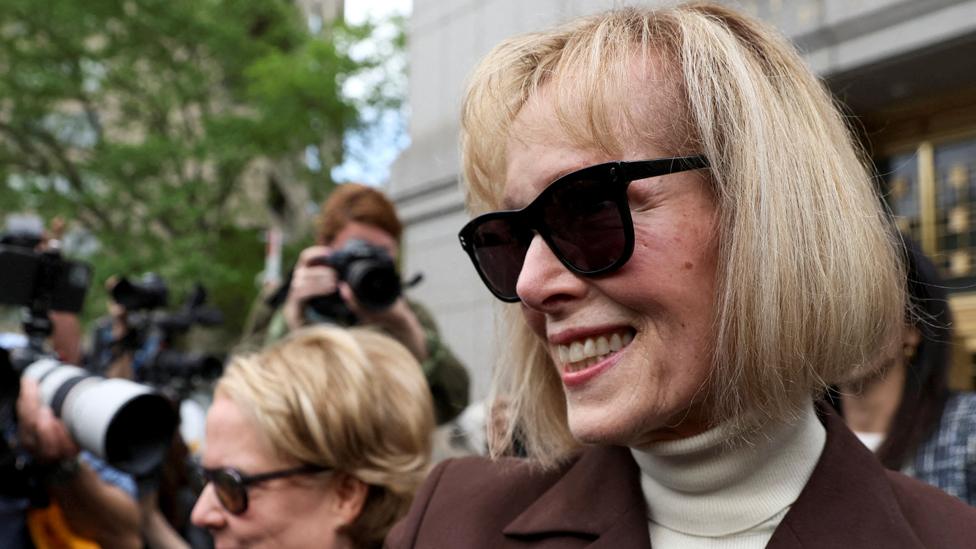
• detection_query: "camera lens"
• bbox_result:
[345,260,401,311]
[24,359,177,476]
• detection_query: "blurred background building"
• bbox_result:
[387,0,976,399]
[296,0,343,28]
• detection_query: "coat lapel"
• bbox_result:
[503,445,651,548]
[767,405,926,548]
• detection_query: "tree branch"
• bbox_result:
[22,123,116,233]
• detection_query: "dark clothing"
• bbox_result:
[0,496,32,549]
[406,300,471,425]
[386,405,976,548]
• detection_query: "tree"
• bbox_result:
[0,0,387,338]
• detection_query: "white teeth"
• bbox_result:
[583,339,595,357]
[554,330,634,371]
[569,341,584,362]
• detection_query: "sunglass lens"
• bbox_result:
[470,217,531,299]
[542,180,627,272]
[212,470,246,514]
[543,178,626,272]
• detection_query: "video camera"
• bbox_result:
[104,276,224,393]
[0,218,177,487]
[0,216,91,315]
[111,272,168,312]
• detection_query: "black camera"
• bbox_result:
[0,218,177,498]
[138,350,223,388]
[136,285,225,392]
[95,279,225,395]
[111,273,169,311]
[308,239,402,314]
[0,224,92,315]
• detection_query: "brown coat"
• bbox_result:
[386,407,976,548]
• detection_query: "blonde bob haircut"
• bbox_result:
[461,2,905,467]
[216,326,435,547]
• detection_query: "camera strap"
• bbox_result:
[403,272,424,289]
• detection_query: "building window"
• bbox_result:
[881,134,976,283]
[935,138,976,278]
[885,152,920,241]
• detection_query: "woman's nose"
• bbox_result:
[516,235,587,312]
[190,483,227,531]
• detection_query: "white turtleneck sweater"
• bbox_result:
[629,401,826,548]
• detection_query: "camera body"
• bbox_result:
[95,279,224,395]
[0,242,92,315]
[111,273,169,312]
[138,350,223,388]
[309,239,401,313]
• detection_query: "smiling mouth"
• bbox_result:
[556,329,635,373]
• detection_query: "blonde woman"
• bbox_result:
[388,3,976,548]
[191,326,433,548]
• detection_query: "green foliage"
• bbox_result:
[0,0,401,342]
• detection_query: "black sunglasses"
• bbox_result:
[191,460,331,515]
[458,155,710,302]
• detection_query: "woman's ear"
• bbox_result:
[330,473,368,525]
[904,325,922,352]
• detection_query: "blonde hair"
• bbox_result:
[216,326,435,547]
[462,3,905,467]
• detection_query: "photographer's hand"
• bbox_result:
[283,245,339,330]
[17,380,142,548]
[16,378,79,463]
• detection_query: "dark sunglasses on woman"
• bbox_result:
[190,460,331,515]
[458,155,710,302]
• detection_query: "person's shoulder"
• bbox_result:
[794,402,975,546]
[385,454,575,548]
[884,468,976,545]
[423,454,569,510]
[944,391,976,422]
[936,392,976,443]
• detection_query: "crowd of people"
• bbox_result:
[3,3,975,548]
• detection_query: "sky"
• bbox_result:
[331,0,413,187]
[345,0,411,24]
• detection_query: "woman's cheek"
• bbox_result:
[520,306,547,339]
